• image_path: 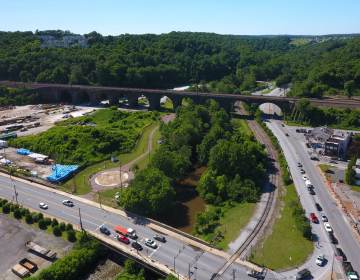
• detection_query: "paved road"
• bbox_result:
[267,120,360,277]
[0,174,280,280]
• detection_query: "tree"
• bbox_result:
[25,214,33,224]
[119,167,175,218]
[67,230,76,242]
[38,219,48,230]
[344,80,355,98]
[14,208,22,219]
[53,225,62,236]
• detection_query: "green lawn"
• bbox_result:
[250,184,313,270]
[198,202,256,250]
[97,187,122,208]
[61,122,159,195]
[217,202,256,250]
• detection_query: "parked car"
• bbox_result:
[153,234,166,243]
[300,169,306,174]
[308,188,316,195]
[99,225,110,235]
[131,241,143,251]
[127,228,138,239]
[315,203,322,211]
[335,247,347,261]
[144,238,157,249]
[296,268,312,280]
[247,268,266,279]
[316,255,326,266]
[347,272,359,280]
[62,200,74,207]
[324,222,333,232]
[39,202,48,209]
[302,175,309,181]
[321,214,328,222]
[310,213,319,224]
[285,133,289,137]
[117,235,130,244]
[297,162,303,168]
[328,232,338,244]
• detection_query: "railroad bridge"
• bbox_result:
[1,81,360,113]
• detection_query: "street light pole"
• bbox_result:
[78,208,84,231]
[97,191,102,209]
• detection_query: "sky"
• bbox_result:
[1,0,359,36]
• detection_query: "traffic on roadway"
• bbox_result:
[0,173,277,280]
[267,119,360,279]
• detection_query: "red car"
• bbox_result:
[117,235,130,244]
[310,213,319,223]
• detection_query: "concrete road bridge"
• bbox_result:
[1,81,360,113]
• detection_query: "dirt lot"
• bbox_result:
[0,105,98,137]
[0,214,73,280]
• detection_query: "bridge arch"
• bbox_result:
[258,102,283,117]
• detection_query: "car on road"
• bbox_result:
[117,235,130,244]
[347,272,359,280]
[131,241,143,251]
[316,255,326,266]
[127,228,138,239]
[285,133,289,137]
[144,238,157,249]
[328,232,338,244]
[39,202,48,209]
[324,222,333,232]
[296,268,312,280]
[247,269,266,279]
[99,225,110,235]
[335,247,347,261]
[308,188,316,195]
[321,214,328,222]
[153,234,166,243]
[300,169,306,174]
[62,199,74,207]
[302,175,309,181]
[297,162,303,168]
[310,213,319,223]
[315,203,322,211]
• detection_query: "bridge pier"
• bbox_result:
[126,94,139,107]
[171,96,183,110]
[108,95,119,106]
[146,94,161,110]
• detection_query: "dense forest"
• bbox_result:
[0,31,360,97]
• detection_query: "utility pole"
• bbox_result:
[232,269,236,280]
[9,168,18,204]
[78,208,84,231]
[97,191,102,209]
[188,263,191,280]
[119,161,123,190]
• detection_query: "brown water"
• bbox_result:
[162,166,206,233]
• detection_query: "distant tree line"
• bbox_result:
[1,31,360,96]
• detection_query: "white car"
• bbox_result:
[316,255,326,266]
[324,222,333,232]
[144,238,157,249]
[300,169,306,174]
[302,175,309,181]
[62,200,74,207]
[39,202,48,209]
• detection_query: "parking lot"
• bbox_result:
[0,214,72,280]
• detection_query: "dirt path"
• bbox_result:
[88,125,159,194]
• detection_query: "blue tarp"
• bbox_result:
[16,148,31,155]
[47,164,79,183]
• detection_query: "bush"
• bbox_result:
[31,212,40,223]
[2,203,10,214]
[13,208,22,219]
[25,214,33,224]
[44,217,52,226]
[21,208,30,216]
[38,219,47,230]
[53,225,62,237]
[0,198,3,207]
[9,203,16,212]
[59,222,66,231]
[66,223,73,231]
[67,230,77,242]
[51,218,59,227]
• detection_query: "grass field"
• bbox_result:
[61,122,159,195]
[216,202,256,250]
[250,184,313,270]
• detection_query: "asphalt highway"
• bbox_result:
[0,174,276,280]
[267,120,360,276]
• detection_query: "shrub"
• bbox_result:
[66,223,73,231]
[59,222,66,231]
[9,203,16,212]
[31,212,40,222]
[51,218,58,227]
[0,198,3,207]
[44,217,52,226]
[20,208,30,216]
[13,208,22,219]
[38,219,47,230]
[53,225,62,237]
[67,230,76,242]
[25,214,33,224]
[2,203,10,214]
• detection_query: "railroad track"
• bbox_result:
[212,115,279,279]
